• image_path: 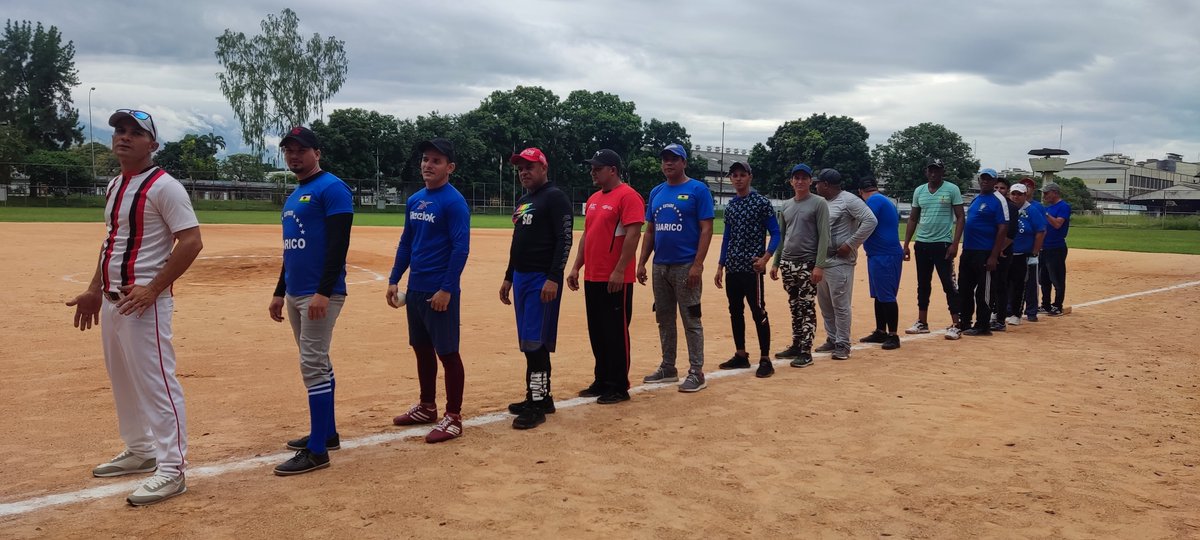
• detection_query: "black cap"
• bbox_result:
[814,168,842,184]
[280,126,320,149]
[418,138,457,163]
[585,149,623,168]
[727,161,752,175]
[925,157,945,169]
[859,175,879,189]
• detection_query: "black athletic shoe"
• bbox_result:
[511,408,546,430]
[790,353,813,368]
[285,433,340,451]
[273,449,330,476]
[507,396,557,415]
[755,359,775,378]
[1048,306,1064,317]
[596,392,630,405]
[963,327,993,336]
[881,335,901,350]
[774,345,804,359]
[578,385,603,398]
[858,330,889,344]
[718,354,752,370]
[989,321,1007,332]
[814,341,837,353]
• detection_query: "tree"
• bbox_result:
[627,119,708,194]
[311,108,407,180]
[221,153,267,183]
[558,90,643,188]
[200,132,226,153]
[25,149,90,190]
[754,114,872,191]
[67,141,119,179]
[215,8,348,155]
[1053,176,1095,211]
[470,86,568,190]
[871,122,978,198]
[0,123,30,183]
[155,134,220,179]
[0,20,82,150]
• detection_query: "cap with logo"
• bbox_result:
[418,138,456,163]
[510,147,548,167]
[660,143,688,160]
[925,158,945,169]
[280,126,320,149]
[585,149,623,168]
[108,109,158,141]
[727,161,752,175]
[789,163,813,177]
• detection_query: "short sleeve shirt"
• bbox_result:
[282,172,354,296]
[1013,202,1048,254]
[645,179,715,264]
[1043,200,1071,249]
[583,183,645,282]
[912,182,964,243]
[101,167,199,294]
[863,193,903,257]
[962,193,1007,251]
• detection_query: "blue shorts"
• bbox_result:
[867,255,903,303]
[513,271,561,352]
[406,289,461,355]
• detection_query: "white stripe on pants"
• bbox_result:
[101,295,187,477]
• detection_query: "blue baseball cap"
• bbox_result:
[789,163,813,177]
[979,168,998,179]
[660,143,688,160]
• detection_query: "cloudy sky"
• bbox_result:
[11,0,1200,169]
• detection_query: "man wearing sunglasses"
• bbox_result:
[66,109,203,505]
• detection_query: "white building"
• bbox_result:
[1062,153,1200,200]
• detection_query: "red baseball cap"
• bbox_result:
[510,147,548,167]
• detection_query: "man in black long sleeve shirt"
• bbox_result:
[499,147,573,430]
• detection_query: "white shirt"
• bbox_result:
[100,167,199,293]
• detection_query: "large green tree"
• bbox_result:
[67,141,119,179]
[871,122,978,198]
[752,114,872,191]
[627,119,708,194]
[221,153,268,183]
[26,149,90,189]
[215,8,348,155]
[0,20,82,150]
[558,90,643,187]
[311,108,408,181]
[155,134,221,179]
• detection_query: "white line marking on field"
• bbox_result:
[61,255,386,286]
[5,278,1200,519]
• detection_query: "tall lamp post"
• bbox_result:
[88,87,96,182]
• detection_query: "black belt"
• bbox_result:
[105,291,122,302]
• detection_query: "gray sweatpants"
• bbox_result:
[652,263,704,374]
[816,264,855,348]
[286,294,346,387]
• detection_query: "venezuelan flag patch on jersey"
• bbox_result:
[299,195,311,203]
[676,194,690,201]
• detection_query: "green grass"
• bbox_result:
[1072,214,1200,231]
[4,207,1198,254]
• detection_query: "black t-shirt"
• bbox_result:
[505,182,574,283]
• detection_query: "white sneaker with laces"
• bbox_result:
[905,321,930,334]
[93,449,156,478]
[127,473,186,506]
[945,326,962,340]
[1005,316,1021,326]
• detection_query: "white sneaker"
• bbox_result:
[93,449,156,478]
[905,321,930,334]
[1005,316,1021,326]
[127,473,186,506]
[945,326,962,340]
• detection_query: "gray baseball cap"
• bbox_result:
[1041,182,1062,193]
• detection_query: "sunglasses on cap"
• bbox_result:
[116,109,152,121]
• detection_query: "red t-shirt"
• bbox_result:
[583,183,645,283]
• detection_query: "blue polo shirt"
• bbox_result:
[862,193,903,257]
[1013,203,1048,254]
[281,172,353,296]
[962,193,1007,251]
[1043,200,1071,249]
[646,178,715,264]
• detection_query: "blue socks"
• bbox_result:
[306,378,334,454]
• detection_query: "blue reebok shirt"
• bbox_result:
[862,193,903,257]
[962,193,1007,251]
[389,183,471,293]
[646,179,715,265]
[282,172,353,296]
[1013,203,1048,254]
[1043,200,1071,249]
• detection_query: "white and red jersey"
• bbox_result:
[100,166,199,294]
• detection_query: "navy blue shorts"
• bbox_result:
[867,255,903,303]
[406,289,461,355]
[512,271,561,352]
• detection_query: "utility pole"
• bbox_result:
[719,122,725,208]
[88,87,96,182]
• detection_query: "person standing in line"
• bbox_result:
[565,149,644,404]
[956,169,1009,337]
[811,169,877,360]
[1003,182,1046,327]
[856,176,903,350]
[902,158,965,339]
[499,148,573,430]
[985,174,1016,332]
[67,109,202,505]
[387,138,471,443]
[1038,182,1072,316]
[269,126,354,476]
[714,161,781,378]
[637,143,715,392]
[1018,178,1047,322]
[770,164,830,368]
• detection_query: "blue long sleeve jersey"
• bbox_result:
[718,190,781,272]
[389,183,471,293]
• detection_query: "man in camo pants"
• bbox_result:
[770,164,830,368]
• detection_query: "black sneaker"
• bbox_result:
[1048,306,1064,317]
[858,330,889,344]
[881,335,901,350]
[989,321,1007,332]
[718,354,752,370]
[511,408,546,430]
[596,392,630,404]
[273,449,330,476]
[755,359,775,378]
[814,341,836,353]
[831,344,851,360]
[774,345,804,359]
[963,327,993,336]
[790,353,813,368]
[578,384,603,398]
[507,396,557,415]
[285,433,340,451]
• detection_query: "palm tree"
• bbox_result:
[200,132,226,155]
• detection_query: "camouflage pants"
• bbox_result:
[779,259,818,353]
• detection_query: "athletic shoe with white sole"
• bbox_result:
[1005,316,1021,326]
[832,344,851,360]
[93,449,156,478]
[126,473,186,506]
[642,366,679,384]
[678,372,707,393]
[426,413,463,443]
[790,353,814,368]
[905,321,930,334]
[393,403,438,426]
[273,449,330,476]
[945,326,962,340]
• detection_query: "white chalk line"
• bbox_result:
[4,278,1199,519]
[61,255,387,287]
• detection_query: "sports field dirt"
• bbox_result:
[1,222,1197,538]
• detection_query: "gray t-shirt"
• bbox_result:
[775,194,830,265]
[825,190,878,267]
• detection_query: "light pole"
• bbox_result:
[375,129,383,204]
[88,87,96,182]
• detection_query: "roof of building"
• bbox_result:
[1128,183,1200,201]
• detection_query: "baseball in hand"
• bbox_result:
[396,291,406,306]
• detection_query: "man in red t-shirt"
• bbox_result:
[565,149,645,404]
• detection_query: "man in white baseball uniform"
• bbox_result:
[66,109,203,506]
